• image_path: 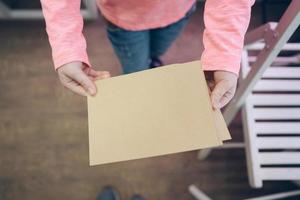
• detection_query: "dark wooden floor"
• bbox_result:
[0,2,299,200]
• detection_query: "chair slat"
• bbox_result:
[261,168,300,180]
[259,152,300,164]
[251,94,300,105]
[254,80,300,92]
[253,108,300,119]
[254,122,300,134]
[257,137,300,149]
[263,67,300,78]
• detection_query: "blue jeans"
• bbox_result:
[106,4,196,74]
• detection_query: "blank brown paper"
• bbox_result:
[88,61,231,166]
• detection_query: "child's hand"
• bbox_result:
[57,61,110,96]
[209,71,238,109]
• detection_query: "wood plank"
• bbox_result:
[255,122,300,134]
[246,43,300,51]
[253,108,300,119]
[242,92,263,188]
[251,94,300,105]
[261,168,300,180]
[253,80,300,92]
[262,67,300,78]
[257,137,300,149]
[248,56,300,64]
[259,152,300,164]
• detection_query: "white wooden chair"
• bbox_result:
[241,42,300,188]
[191,42,300,200]
[190,1,300,199]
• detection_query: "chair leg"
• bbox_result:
[197,149,212,160]
[189,185,212,200]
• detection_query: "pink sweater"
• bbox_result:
[41,0,254,75]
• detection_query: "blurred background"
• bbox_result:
[0,0,300,200]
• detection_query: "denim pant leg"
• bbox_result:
[150,4,196,58]
[107,24,150,74]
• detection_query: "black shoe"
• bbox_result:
[150,57,163,68]
[131,194,145,200]
[96,186,121,200]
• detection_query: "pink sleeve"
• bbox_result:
[41,0,91,70]
[201,0,255,75]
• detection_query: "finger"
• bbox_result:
[85,68,111,78]
[211,81,229,109]
[218,91,234,108]
[84,69,111,82]
[93,72,111,80]
[59,74,88,96]
[69,70,97,96]
[63,80,89,96]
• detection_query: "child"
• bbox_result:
[41,0,254,109]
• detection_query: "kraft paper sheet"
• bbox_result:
[88,61,231,165]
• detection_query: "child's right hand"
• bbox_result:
[57,61,110,97]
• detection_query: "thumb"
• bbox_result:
[210,81,228,109]
[71,70,97,96]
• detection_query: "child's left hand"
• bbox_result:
[208,71,238,109]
